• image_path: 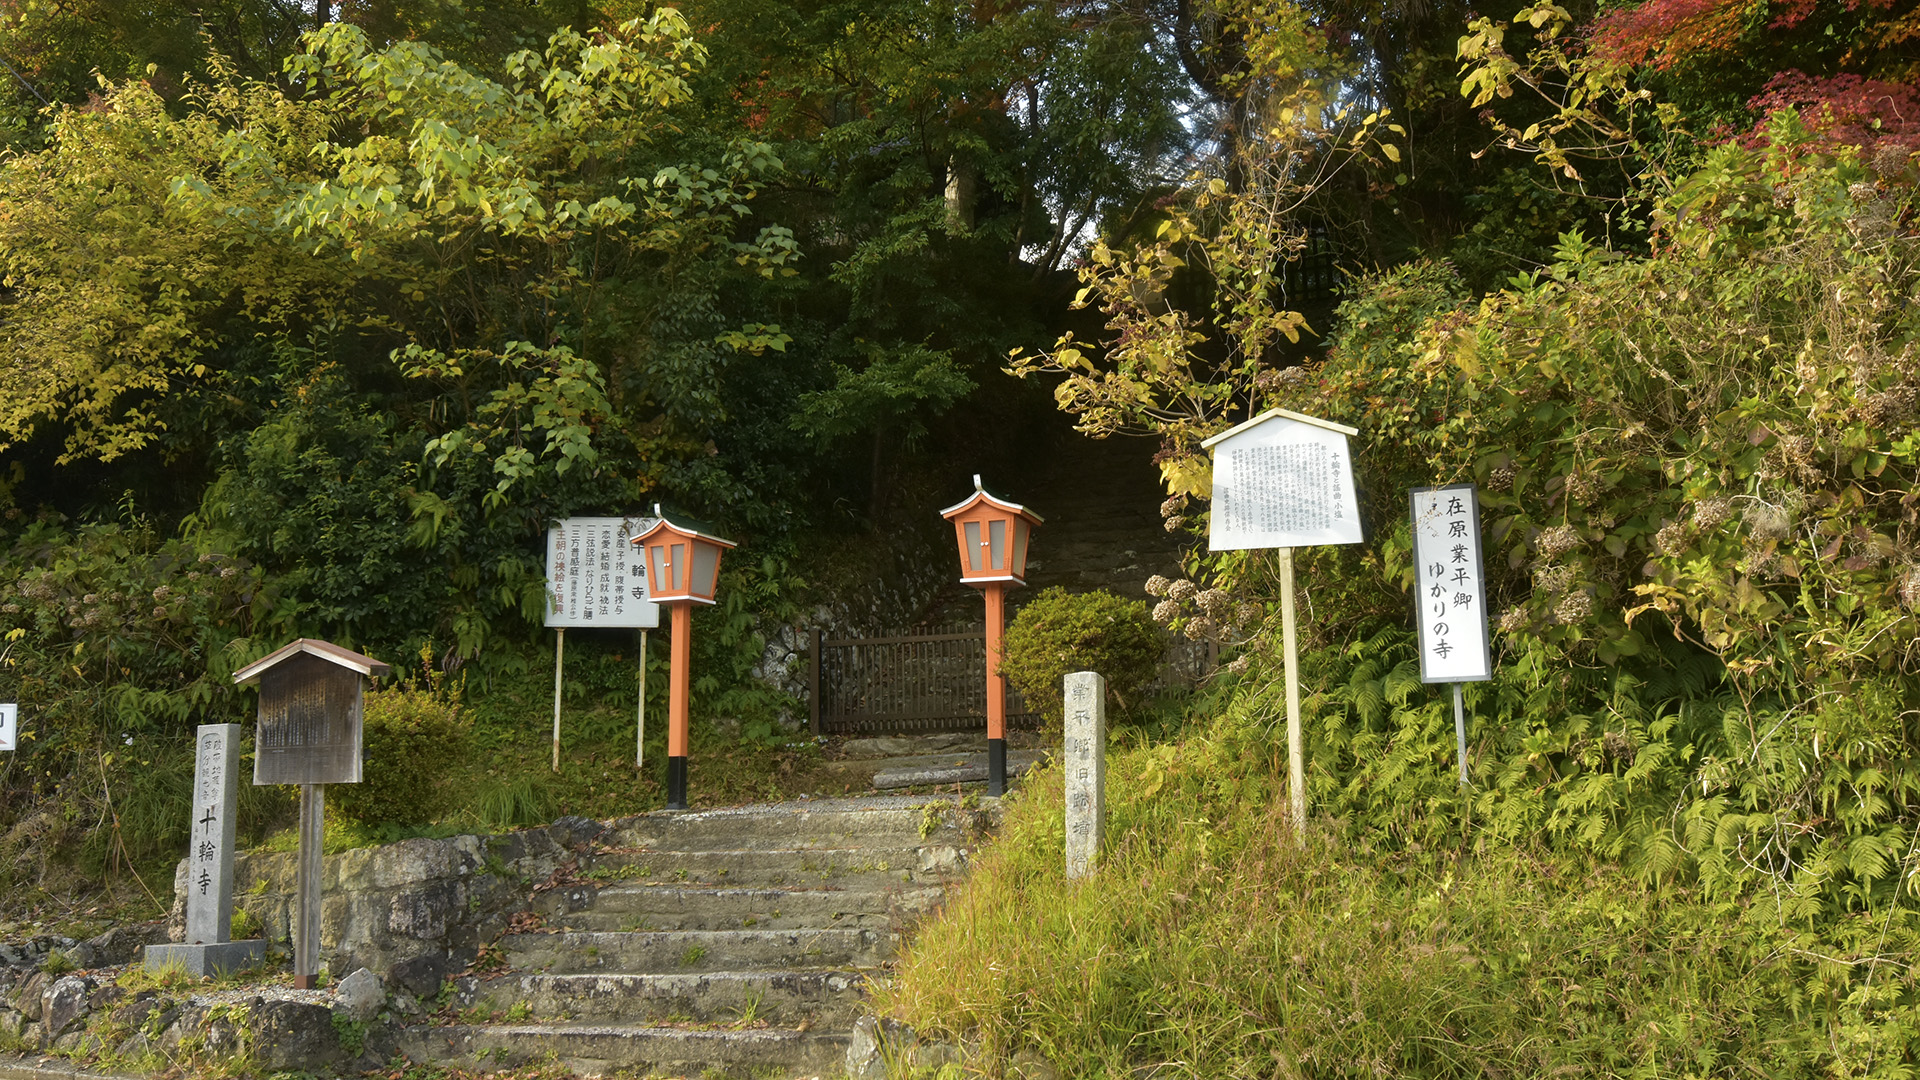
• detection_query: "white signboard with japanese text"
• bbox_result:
[544,517,661,629]
[1206,410,1364,551]
[1411,484,1492,683]
[0,703,14,751]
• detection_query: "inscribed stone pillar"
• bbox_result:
[1063,671,1106,880]
[186,723,241,944]
[147,723,264,976]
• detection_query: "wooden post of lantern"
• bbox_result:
[232,639,390,989]
[632,507,736,811]
[941,476,1042,796]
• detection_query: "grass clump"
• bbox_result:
[880,703,1920,1076]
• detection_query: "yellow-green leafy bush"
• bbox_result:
[331,647,468,828]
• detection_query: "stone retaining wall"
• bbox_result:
[0,819,607,1071]
[166,816,603,985]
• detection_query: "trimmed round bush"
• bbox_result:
[997,587,1163,729]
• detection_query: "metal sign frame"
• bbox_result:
[1410,483,1494,684]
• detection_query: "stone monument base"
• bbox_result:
[145,940,266,978]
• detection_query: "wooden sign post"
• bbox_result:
[1410,484,1492,786]
[545,517,663,772]
[233,639,390,989]
[1202,409,1365,838]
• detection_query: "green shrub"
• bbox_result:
[998,588,1163,729]
[882,703,1920,1076]
[471,774,552,832]
[331,645,468,829]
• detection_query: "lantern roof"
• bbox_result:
[1201,407,1358,450]
[233,638,391,686]
[940,475,1044,524]
[631,506,738,550]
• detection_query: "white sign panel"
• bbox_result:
[0,703,14,751]
[1411,484,1492,682]
[544,517,661,629]
[1206,409,1364,550]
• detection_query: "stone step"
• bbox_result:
[500,928,894,974]
[454,969,870,1026]
[600,796,978,852]
[825,749,1046,775]
[581,844,962,889]
[540,883,950,933]
[871,754,1048,789]
[838,733,979,758]
[397,1021,849,1078]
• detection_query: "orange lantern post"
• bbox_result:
[631,506,736,810]
[941,476,1042,796]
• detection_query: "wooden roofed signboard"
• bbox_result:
[1202,408,1363,551]
[233,639,391,786]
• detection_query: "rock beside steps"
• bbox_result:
[396,795,998,1078]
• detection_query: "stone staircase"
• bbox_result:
[396,795,994,1078]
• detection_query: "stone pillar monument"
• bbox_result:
[1064,671,1106,880]
[146,724,265,976]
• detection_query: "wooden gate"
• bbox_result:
[808,627,1040,736]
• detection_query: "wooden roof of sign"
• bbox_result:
[232,639,392,686]
[631,506,738,549]
[1200,407,1359,450]
[940,475,1045,524]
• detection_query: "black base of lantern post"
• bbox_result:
[666,756,688,810]
[987,738,1006,796]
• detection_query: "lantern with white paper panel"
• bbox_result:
[632,510,737,809]
[941,476,1043,795]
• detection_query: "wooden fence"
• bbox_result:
[807,626,1217,736]
[808,627,1040,736]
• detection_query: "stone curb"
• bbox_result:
[0,1054,144,1080]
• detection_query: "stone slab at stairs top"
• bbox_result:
[838,733,980,758]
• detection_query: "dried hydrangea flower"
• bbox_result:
[1145,575,1173,598]
[1654,522,1687,557]
[1534,564,1575,594]
[1167,579,1198,602]
[1536,524,1582,558]
[1554,591,1593,624]
[1690,497,1732,530]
